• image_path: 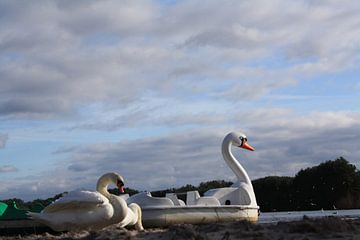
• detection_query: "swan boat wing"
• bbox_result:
[41,190,109,213]
[28,190,114,231]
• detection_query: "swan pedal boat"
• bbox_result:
[27,172,144,232]
[125,132,260,228]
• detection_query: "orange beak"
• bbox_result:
[241,141,255,151]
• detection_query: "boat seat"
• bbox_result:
[119,194,129,201]
[165,193,185,206]
[186,191,221,206]
[127,192,174,207]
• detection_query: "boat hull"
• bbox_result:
[0,207,259,231]
[141,205,259,228]
[0,219,52,235]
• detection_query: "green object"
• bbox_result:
[0,201,29,220]
[0,202,7,216]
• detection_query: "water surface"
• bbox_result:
[259,209,360,223]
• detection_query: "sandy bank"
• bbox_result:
[1,216,360,240]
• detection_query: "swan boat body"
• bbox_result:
[126,132,259,227]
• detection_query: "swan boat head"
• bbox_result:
[225,132,255,152]
[96,172,125,197]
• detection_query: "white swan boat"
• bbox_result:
[125,132,260,227]
[29,172,144,231]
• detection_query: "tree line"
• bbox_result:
[2,157,359,212]
[253,157,360,211]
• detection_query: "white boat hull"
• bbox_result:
[141,205,259,227]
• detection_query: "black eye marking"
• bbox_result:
[117,179,124,186]
[239,136,247,146]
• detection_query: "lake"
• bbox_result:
[259,209,360,223]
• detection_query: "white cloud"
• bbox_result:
[0,165,18,173]
[2,109,358,200]
[1,0,359,118]
[1,0,360,201]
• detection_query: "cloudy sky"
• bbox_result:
[1,0,359,201]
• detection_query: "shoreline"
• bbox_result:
[1,216,359,240]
